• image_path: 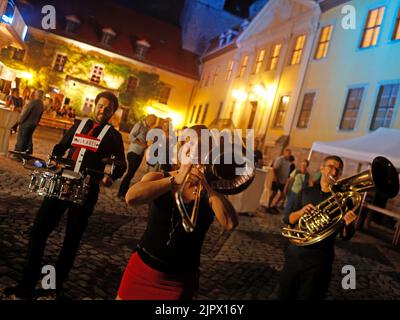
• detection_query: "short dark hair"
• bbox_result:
[323,155,344,169]
[95,91,119,112]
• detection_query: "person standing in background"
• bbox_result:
[14,89,44,155]
[117,114,157,199]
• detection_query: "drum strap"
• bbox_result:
[73,119,111,173]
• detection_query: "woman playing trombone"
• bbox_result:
[117,125,238,300]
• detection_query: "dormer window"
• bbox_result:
[135,39,151,58]
[225,29,238,44]
[65,15,80,33]
[219,33,226,47]
[101,28,116,46]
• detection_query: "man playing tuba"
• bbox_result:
[278,155,357,300]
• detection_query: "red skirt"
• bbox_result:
[117,252,199,300]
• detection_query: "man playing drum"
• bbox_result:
[4,91,127,299]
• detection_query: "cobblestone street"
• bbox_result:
[1,127,400,300]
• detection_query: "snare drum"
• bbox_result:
[28,170,89,204]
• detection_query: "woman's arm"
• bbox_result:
[207,189,238,231]
[125,171,172,205]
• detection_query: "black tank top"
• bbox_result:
[137,172,214,273]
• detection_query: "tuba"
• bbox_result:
[175,141,255,233]
[282,156,399,246]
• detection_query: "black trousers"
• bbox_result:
[20,185,99,290]
[15,124,36,154]
[118,152,143,197]
[278,246,333,300]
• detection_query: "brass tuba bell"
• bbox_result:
[282,156,399,246]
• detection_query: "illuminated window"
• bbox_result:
[226,60,234,81]
[12,47,25,61]
[189,105,197,123]
[360,6,385,48]
[254,49,265,74]
[297,92,316,128]
[392,8,400,40]
[82,97,95,116]
[238,55,248,78]
[315,25,333,59]
[212,66,219,85]
[90,65,104,83]
[201,103,209,123]
[370,84,399,130]
[340,88,364,130]
[273,96,290,128]
[290,35,306,65]
[267,43,282,71]
[195,104,203,123]
[53,53,67,72]
[157,85,171,104]
[126,76,139,92]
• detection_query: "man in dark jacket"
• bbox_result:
[14,89,44,154]
[5,91,127,300]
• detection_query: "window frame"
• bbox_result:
[289,35,306,66]
[253,49,265,74]
[369,82,400,131]
[266,43,282,71]
[391,6,400,41]
[90,64,104,84]
[273,95,291,128]
[238,55,249,78]
[359,5,386,49]
[338,87,366,131]
[226,60,234,81]
[53,53,68,72]
[314,25,334,60]
[296,91,317,129]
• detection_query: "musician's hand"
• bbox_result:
[344,210,357,226]
[299,203,315,217]
[175,163,192,185]
[101,176,113,187]
[187,166,206,187]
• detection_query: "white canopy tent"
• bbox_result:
[309,128,400,169]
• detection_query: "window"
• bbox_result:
[189,105,197,123]
[65,16,80,33]
[392,8,400,40]
[101,29,116,46]
[267,43,282,71]
[90,65,104,83]
[360,6,385,48]
[82,97,95,116]
[297,92,316,128]
[126,76,139,92]
[53,53,67,72]
[157,85,171,104]
[212,66,219,85]
[226,60,234,81]
[254,49,265,74]
[135,40,151,58]
[12,47,25,61]
[195,104,203,123]
[339,88,364,130]
[273,96,290,128]
[315,25,333,59]
[201,103,209,123]
[217,102,223,119]
[290,35,306,65]
[370,84,399,130]
[238,55,248,78]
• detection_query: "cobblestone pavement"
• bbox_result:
[1,127,400,300]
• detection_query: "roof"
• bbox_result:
[311,128,400,169]
[16,0,199,79]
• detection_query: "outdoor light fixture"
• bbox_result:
[282,95,290,104]
[20,71,32,80]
